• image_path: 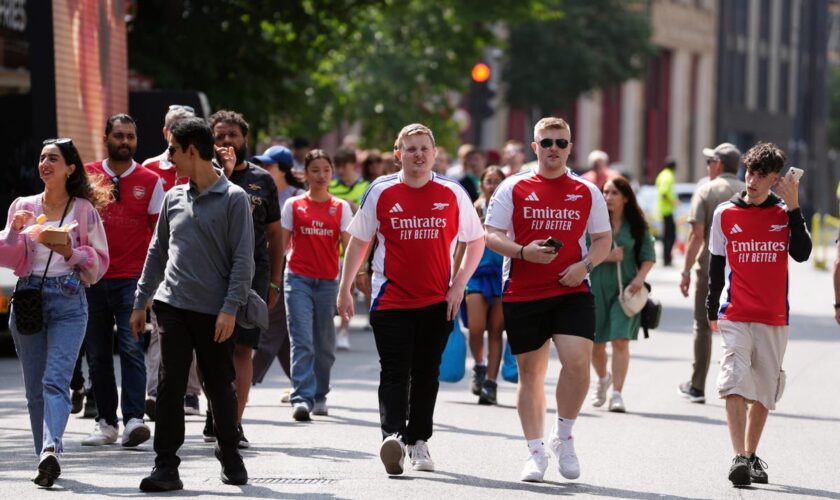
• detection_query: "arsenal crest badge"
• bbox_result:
[133,186,146,199]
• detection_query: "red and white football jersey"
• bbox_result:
[281,194,352,280]
[709,200,790,325]
[142,152,188,192]
[348,172,484,311]
[485,168,610,302]
[85,160,165,279]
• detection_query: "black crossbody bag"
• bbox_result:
[11,198,72,335]
[632,236,662,338]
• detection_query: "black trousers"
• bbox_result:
[662,213,676,266]
[152,301,240,469]
[370,301,452,444]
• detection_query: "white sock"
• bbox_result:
[599,374,610,383]
[556,417,575,440]
[612,390,622,397]
[526,438,546,456]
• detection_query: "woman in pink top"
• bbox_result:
[281,150,352,422]
[0,138,109,488]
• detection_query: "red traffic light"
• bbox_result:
[471,63,491,83]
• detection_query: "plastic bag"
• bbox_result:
[439,313,466,382]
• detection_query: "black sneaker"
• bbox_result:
[184,394,200,416]
[32,452,60,488]
[478,379,498,405]
[144,397,156,421]
[237,424,250,449]
[215,446,248,485]
[471,365,487,396]
[139,467,183,492]
[203,409,216,443]
[728,455,752,486]
[749,454,769,484]
[71,389,84,414]
[82,390,97,418]
[677,381,705,403]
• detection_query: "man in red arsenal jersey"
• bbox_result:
[83,114,164,449]
[706,143,811,486]
[142,105,201,420]
[485,117,612,483]
[338,123,485,476]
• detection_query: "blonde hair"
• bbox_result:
[395,123,436,150]
[588,149,609,167]
[533,117,571,140]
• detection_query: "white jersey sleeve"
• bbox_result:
[485,178,514,231]
[708,203,728,256]
[347,187,380,241]
[586,184,611,234]
[456,187,484,242]
[147,179,166,215]
[339,199,353,231]
[280,197,295,231]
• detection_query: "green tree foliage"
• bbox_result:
[504,0,654,118]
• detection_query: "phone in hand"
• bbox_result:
[541,236,563,253]
[787,166,804,182]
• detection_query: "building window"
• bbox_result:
[779,61,790,113]
[760,0,772,41]
[758,58,769,110]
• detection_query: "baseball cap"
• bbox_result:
[253,145,293,168]
[702,142,741,170]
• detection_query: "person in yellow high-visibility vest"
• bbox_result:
[655,158,678,266]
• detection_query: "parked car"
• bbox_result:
[636,182,698,244]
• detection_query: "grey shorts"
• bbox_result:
[716,320,788,410]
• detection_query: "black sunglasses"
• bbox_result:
[538,138,570,149]
[111,176,121,202]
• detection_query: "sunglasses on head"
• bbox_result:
[43,138,74,146]
[538,138,570,149]
[168,104,195,113]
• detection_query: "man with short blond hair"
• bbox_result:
[338,123,485,476]
[486,116,611,483]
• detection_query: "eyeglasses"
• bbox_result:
[111,176,121,202]
[538,138,570,149]
[168,104,195,113]
[43,138,73,146]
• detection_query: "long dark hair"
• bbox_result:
[605,176,648,244]
[47,139,112,210]
[279,162,305,190]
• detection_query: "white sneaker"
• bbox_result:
[549,432,580,480]
[336,329,351,351]
[407,440,435,471]
[121,418,151,447]
[379,435,406,475]
[280,389,291,404]
[81,421,118,446]
[591,373,612,407]
[608,392,626,413]
[520,452,549,482]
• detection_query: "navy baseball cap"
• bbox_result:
[253,145,293,168]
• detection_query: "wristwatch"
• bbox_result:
[681,270,691,278]
[583,257,594,274]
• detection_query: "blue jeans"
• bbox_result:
[284,272,338,408]
[84,278,146,426]
[10,274,88,455]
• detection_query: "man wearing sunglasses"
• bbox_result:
[485,117,612,483]
[83,114,165,449]
[142,105,203,420]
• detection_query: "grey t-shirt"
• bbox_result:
[134,171,255,316]
[687,173,745,272]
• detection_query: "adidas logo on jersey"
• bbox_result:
[769,224,786,232]
[729,224,743,235]
[525,192,540,202]
[565,194,583,201]
[389,203,404,213]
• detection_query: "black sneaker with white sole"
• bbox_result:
[728,455,752,486]
[33,452,60,488]
[677,381,706,403]
[237,424,250,449]
[749,454,769,484]
[203,409,216,443]
[471,365,487,396]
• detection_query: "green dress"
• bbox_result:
[589,219,656,343]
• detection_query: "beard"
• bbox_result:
[235,144,248,166]
[107,142,135,162]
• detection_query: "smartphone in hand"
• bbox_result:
[541,236,563,253]
[787,166,804,182]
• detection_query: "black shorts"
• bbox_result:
[503,292,595,355]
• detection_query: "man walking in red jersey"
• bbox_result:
[706,143,811,486]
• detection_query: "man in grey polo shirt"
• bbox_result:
[129,117,254,492]
[678,142,744,403]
